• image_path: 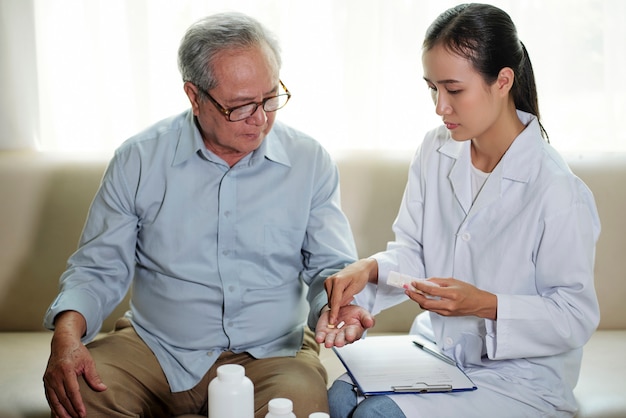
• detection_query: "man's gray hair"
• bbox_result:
[178,12,282,91]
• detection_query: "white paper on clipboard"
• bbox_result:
[333,334,476,395]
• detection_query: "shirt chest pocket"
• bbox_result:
[259,225,306,286]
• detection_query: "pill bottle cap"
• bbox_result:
[216,364,245,382]
[268,398,293,414]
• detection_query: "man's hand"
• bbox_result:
[43,311,107,418]
[315,304,375,348]
[324,258,378,325]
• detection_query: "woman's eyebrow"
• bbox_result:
[423,76,462,84]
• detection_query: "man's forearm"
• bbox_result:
[52,310,87,341]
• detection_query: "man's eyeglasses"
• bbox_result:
[197,80,291,122]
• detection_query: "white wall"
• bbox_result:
[0,0,40,150]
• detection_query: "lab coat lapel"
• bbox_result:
[441,138,503,220]
[468,111,543,215]
[468,164,502,217]
[439,120,537,220]
[443,141,472,215]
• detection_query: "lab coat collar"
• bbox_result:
[499,111,544,184]
[438,110,544,215]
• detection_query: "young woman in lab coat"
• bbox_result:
[322,3,601,417]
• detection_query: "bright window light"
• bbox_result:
[24,0,626,155]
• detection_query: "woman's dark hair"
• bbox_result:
[424,3,547,139]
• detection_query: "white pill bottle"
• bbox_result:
[264,398,296,418]
[208,364,254,418]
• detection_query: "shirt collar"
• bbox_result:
[172,110,291,168]
[172,109,206,166]
[254,122,291,168]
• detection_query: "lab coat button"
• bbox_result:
[444,337,454,346]
[461,232,471,241]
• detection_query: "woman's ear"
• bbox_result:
[495,67,515,97]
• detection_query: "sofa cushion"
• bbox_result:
[0,333,50,418]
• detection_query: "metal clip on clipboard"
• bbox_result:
[392,382,453,393]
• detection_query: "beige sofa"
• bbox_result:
[1,150,624,418]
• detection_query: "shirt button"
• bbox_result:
[224,210,231,217]
[228,285,236,292]
[222,249,231,256]
[207,351,214,356]
[461,232,471,241]
[444,337,454,347]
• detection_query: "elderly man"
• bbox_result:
[43,12,362,418]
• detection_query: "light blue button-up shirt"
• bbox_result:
[44,109,357,392]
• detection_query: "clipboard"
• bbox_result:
[332,334,477,395]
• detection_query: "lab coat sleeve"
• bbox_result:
[488,179,601,359]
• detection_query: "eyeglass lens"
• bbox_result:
[229,94,289,121]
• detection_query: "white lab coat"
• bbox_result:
[353,111,601,417]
